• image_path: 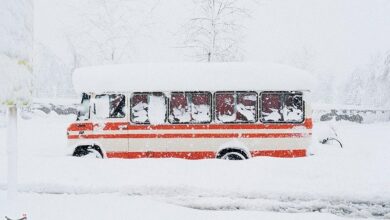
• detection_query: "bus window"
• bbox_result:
[215,92,235,123]
[260,92,303,123]
[169,92,191,123]
[283,93,303,122]
[169,92,211,124]
[260,93,282,122]
[109,94,126,118]
[189,92,211,123]
[131,93,167,124]
[236,92,257,122]
[215,92,257,123]
[94,94,125,120]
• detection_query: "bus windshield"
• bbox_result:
[77,93,91,121]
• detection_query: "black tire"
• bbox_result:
[73,146,103,158]
[217,149,248,160]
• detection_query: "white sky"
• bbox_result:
[34,0,390,77]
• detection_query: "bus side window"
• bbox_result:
[236,92,257,122]
[131,94,149,123]
[283,93,303,123]
[260,92,304,123]
[189,92,211,123]
[131,93,167,124]
[215,92,235,123]
[260,93,283,122]
[169,92,211,124]
[169,92,191,123]
[215,92,257,123]
[94,94,126,119]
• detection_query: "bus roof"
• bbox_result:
[73,62,315,94]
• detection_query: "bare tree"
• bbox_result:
[182,0,248,62]
[66,0,156,66]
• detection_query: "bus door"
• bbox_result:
[92,94,129,156]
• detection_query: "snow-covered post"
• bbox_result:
[6,105,18,217]
[0,54,32,219]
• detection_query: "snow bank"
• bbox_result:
[1,114,389,219]
[73,62,315,93]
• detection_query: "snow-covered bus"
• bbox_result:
[67,63,313,160]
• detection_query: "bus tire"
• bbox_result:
[217,149,248,160]
[73,145,103,159]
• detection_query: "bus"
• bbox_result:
[67,63,313,160]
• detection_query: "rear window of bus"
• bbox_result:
[260,91,304,123]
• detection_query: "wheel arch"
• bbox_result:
[72,143,106,158]
[216,147,251,159]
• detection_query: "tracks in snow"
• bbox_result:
[1,184,389,218]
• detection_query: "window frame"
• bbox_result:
[214,91,258,124]
[259,91,305,124]
[130,92,168,124]
[168,91,212,124]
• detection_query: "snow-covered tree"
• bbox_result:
[182,0,248,62]
[0,54,32,106]
[342,51,390,108]
[0,0,33,62]
[0,0,33,103]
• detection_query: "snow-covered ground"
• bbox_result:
[0,113,389,219]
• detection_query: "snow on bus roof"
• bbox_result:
[73,62,314,94]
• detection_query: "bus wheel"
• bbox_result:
[73,146,103,159]
[217,149,248,160]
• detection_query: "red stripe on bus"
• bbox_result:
[68,132,311,139]
[67,123,94,131]
[67,119,313,132]
[251,149,306,157]
[106,151,216,159]
[105,149,306,159]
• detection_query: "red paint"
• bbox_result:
[67,123,94,131]
[68,132,311,140]
[67,119,313,132]
[106,151,216,159]
[251,149,306,157]
[105,149,306,159]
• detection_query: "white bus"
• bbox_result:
[67,63,313,160]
